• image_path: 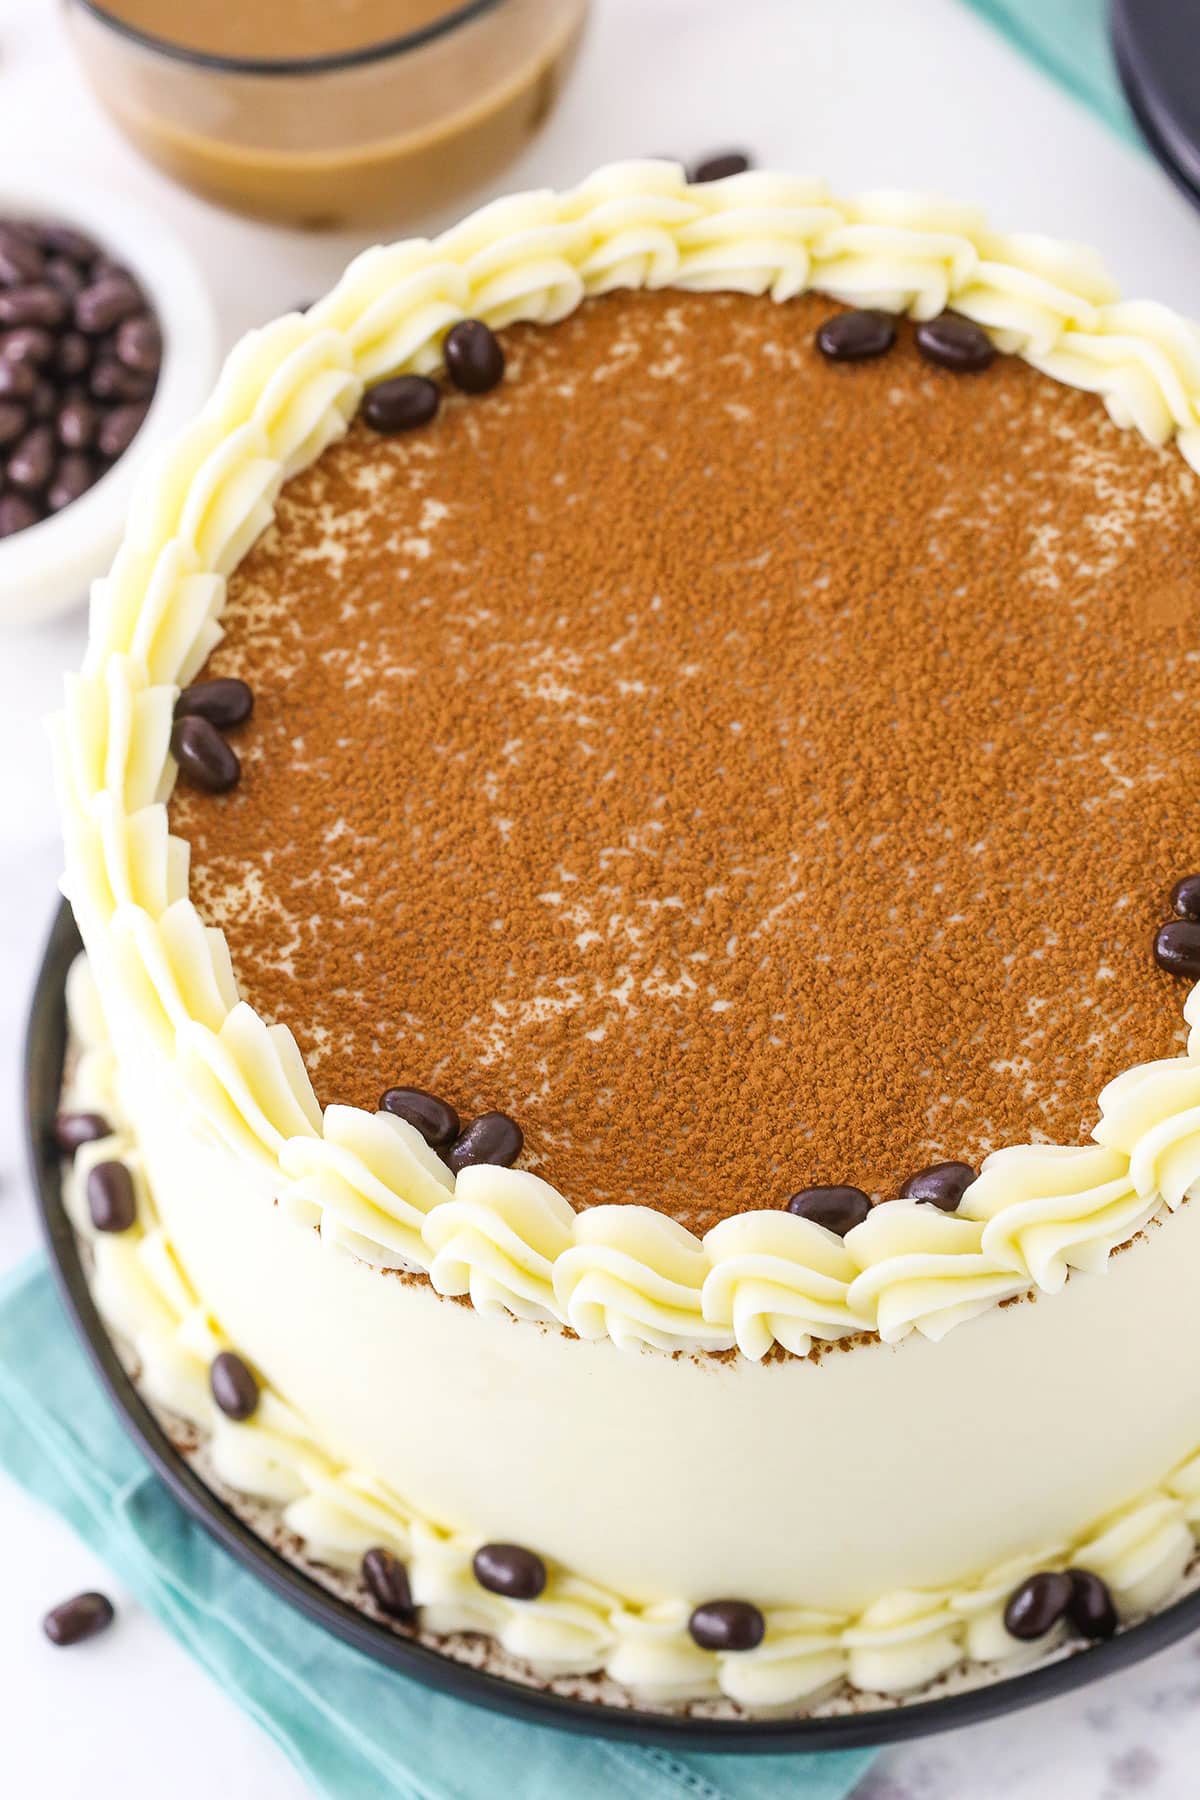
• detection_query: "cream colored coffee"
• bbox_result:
[70,0,587,226]
[100,0,463,60]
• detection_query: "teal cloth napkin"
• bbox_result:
[964,0,1139,144]
[0,1254,875,1800]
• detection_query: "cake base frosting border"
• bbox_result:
[124,1379,1200,1728]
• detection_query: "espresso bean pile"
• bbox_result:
[0,217,161,539]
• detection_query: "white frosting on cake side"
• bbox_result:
[62,951,1200,1710]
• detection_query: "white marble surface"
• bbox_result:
[3,0,1200,1794]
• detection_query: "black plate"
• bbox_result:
[23,899,1200,1750]
[1112,0,1200,210]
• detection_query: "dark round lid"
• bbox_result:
[1112,0,1200,207]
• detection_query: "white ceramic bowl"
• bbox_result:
[0,172,219,626]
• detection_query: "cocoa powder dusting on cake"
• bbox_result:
[172,289,1200,1232]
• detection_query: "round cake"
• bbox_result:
[54,165,1200,1711]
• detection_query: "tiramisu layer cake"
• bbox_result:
[54,167,1200,1710]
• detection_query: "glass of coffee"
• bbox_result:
[64,0,589,229]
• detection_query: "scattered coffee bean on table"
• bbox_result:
[0,215,162,539]
[43,1591,115,1647]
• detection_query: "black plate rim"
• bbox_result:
[23,898,1200,1752]
[1111,0,1200,210]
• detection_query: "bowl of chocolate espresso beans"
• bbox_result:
[0,177,218,624]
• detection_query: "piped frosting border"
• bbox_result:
[53,161,1200,1362]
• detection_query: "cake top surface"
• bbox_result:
[172,284,1199,1235]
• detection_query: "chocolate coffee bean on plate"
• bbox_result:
[43,1591,116,1648]
[0,214,162,540]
